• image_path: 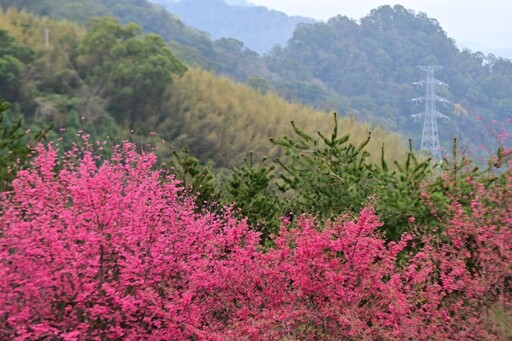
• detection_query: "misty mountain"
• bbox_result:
[149,0,316,54]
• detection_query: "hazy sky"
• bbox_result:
[248,1,512,53]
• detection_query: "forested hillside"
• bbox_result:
[7,0,511,156]
[5,0,512,162]
[265,5,512,154]
[5,0,512,148]
[0,7,405,169]
[0,0,277,83]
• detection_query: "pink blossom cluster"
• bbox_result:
[0,143,510,340]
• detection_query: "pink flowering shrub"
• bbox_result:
[0,142,257,340]
[0,142,510,339]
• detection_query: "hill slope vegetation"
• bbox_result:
[0,8,405,169]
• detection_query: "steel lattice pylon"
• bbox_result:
[411,66,450,160]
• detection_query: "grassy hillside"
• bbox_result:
[163,68,407,167]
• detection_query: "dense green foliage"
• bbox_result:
[0,29,36,101]
[164,147,220,210]
[0,0,272,81]
[0,0,198,44]
[164,114,510,248]
[222,153,281,240]
[270,114,433,240]
[164,149,281,241]
[156,114,431,242]
[0,98,47,191]
[77,17,186,127]
[0,12,190,151]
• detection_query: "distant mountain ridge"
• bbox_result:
[149,0,316,54]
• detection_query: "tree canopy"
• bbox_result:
[0,29,36,101]
[77,17,187,126]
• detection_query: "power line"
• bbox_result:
[411,65,450,160]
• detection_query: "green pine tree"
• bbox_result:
[0,97,48,191]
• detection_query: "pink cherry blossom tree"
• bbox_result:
[0,141,510,339]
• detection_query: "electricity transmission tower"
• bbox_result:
[411,66,450,160]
